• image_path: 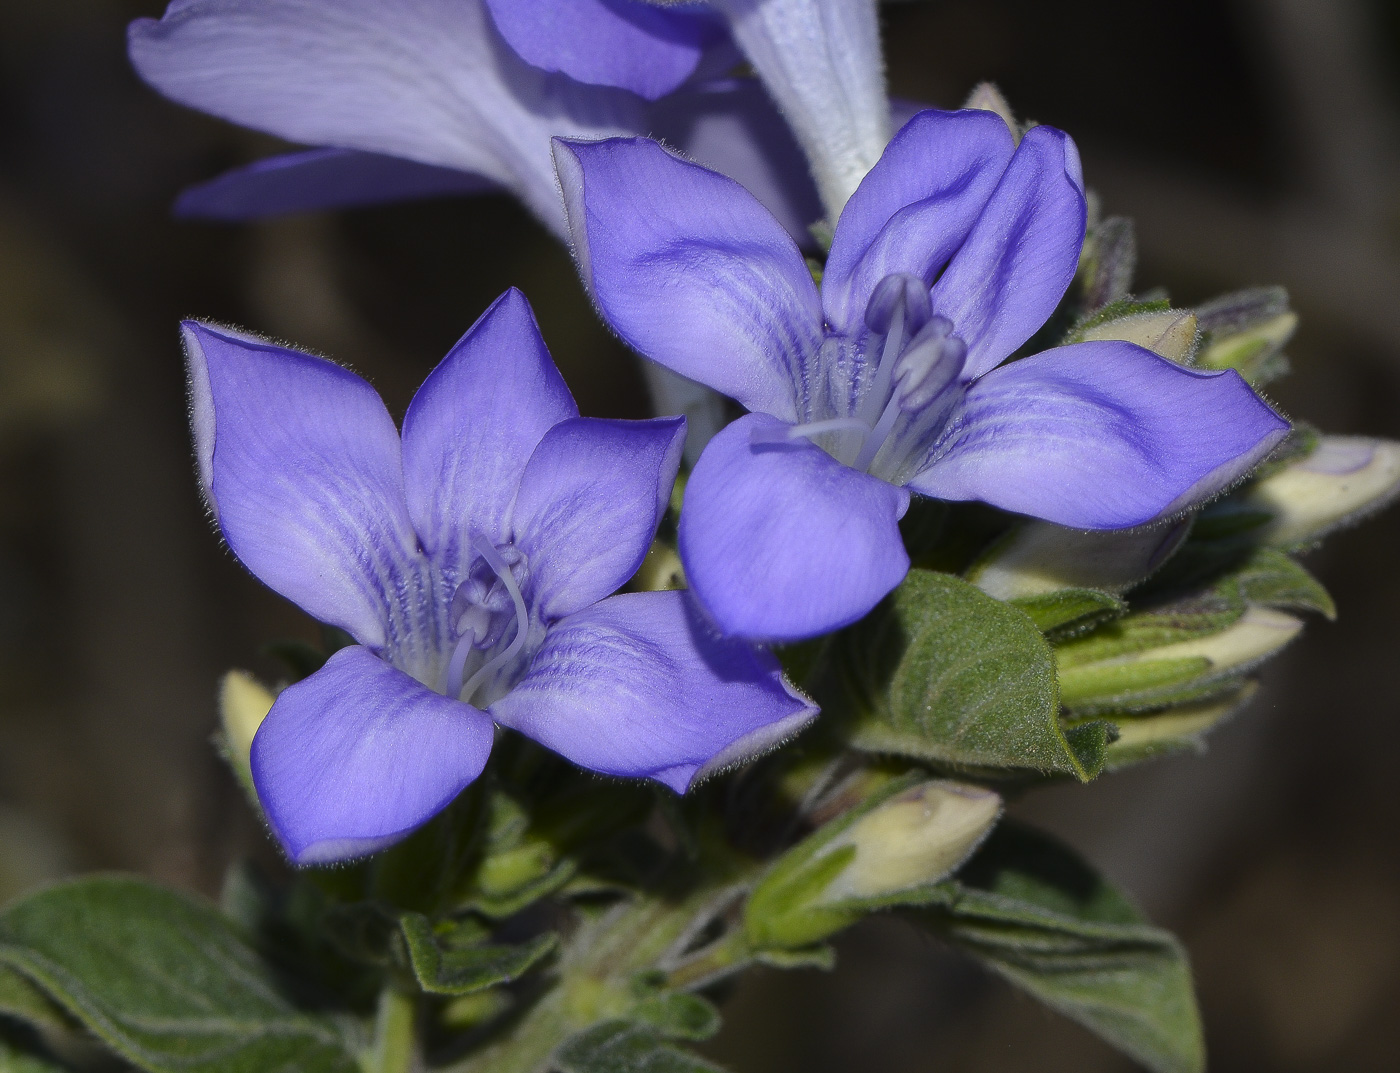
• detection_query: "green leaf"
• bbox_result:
[836,570,1095,779]
[1221,548,1335,619]
[398,913,556,996]
[555,1021,728,1073]
[1012,588,1127,636]
[629,993,720,1042]
[0,875,359,1073]
[0,964,70,1036]
[918,824,1203,1073]
[0,1039,66,1072]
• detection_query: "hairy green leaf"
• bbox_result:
[0,876,359,1073]
[555,1021,727,1073]
[398,913,556,996]
[918,824,1203,1073]
[1012,588,1127,636]
[836,570,1096,779]
[0,1039,67,1072]
[629,993,720,1042]
[0,964,70,1036]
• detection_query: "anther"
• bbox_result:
[865,274,932,336]
[894,323,966,411]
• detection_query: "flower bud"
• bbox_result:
[969,519,1188,600]
[746,780,1001,950]
[1195,287,1296,385]
[1058,607,1301,711]
[816,782,1001,903]
[218,670,273,794]
[1239,436,1400,548]
[1105,682,1257,770]
[1079,310,1198,363]
[962,82,1017,137]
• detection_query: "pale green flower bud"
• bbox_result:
[969,519,1188,600]
[1079,310,1198,363]
[746,779,1001,949]
[1242,436,1400,548]
[1058,607,1301,710]
[1105,682,1258,769]
[218,670,273,796]
[815,781,1001,904]
[1195,287,1296,385]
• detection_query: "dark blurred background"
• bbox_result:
[1,1,1398,1070]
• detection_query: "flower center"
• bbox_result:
[752,273,966,479]
[442,537,532,707]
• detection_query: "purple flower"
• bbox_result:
[555,110,1291,642]
[185,288,815,864]
[126,0,824,241]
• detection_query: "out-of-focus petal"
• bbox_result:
[651,77,823,246]
[401,289,577,574]
[490,590,816,792]
[251,646,494,865]
[929,125,1087,379]
[555,136,820,422]
[513,416,686,619]
[183,321,417,649]
[679,414,910,642]
[908,340,1290,528]
[709,0,889,219]
[128,0,644,232]
[174,148,496,221]
[822,110,1015,335]
[484,0,720,101]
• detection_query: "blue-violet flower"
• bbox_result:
[554,109,1290,642]
[185,288,815,863]
[126,0,831,239]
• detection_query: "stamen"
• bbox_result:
[455,537,530,705]
[852,319,965,474]
[864,273,932,336]
[860,275,932,430]
[750,417,871,447]
[895,326,965,411]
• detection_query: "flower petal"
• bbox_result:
[679,414,910,642]
[401,289,578,573]
[513,416,686,620]
[174,148,496,221]
[554,136,821,422]
[128,0,644,232]
[183,321,417,649]
[650,77,823,245]
[909,341,1291,528]
[709,0,889,219]
[483,0,720,101]
[251,646,494,865]
[821,109,1015,335]
[490,590,816,792]
[929,124,1088,379]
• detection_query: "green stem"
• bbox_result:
[366,986,418,1073]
